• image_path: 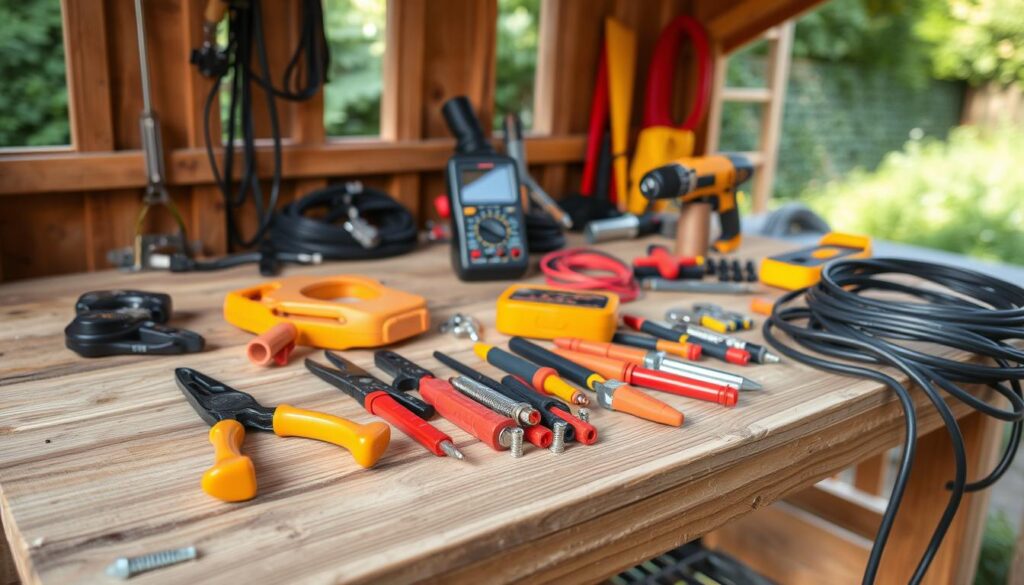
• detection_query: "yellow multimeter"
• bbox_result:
[495,284,619,342]
[759,233,872,290]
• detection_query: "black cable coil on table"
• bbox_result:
[269,183,417,260]
[763,258,1024,585]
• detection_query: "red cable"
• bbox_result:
[643,16,712,131]
[540,248,640,303]
[580,47,610,196]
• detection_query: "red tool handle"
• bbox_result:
[550,408,599,445]
[365,391,453,456]
[418,378,515,451]
[629,367,737,407]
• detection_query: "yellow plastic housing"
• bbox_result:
[760,233,872,290]
[202,420,257,502]
[495,284,619,342]
[223,275,429,350]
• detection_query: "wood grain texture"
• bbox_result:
[0,236,995,584]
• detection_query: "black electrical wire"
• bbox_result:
[763,258,1024,585]
[270,183,417,260]
[524,206,566,253]
[202,0,328,250]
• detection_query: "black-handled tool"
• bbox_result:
[374,351,436,392]
[321,351,434,419]
[508,337,600,390]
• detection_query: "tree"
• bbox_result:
[918,0,1024,86]
[0,2,69,147]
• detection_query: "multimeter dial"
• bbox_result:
[474,214,510,245]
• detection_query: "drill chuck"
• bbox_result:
[640,164,696,201]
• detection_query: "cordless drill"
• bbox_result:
[639,154,753,253]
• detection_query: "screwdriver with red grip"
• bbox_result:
[305,352,465,460]
[621,314,750,365]
[551,348,738,407]
[433,351,596,445]
[373,350,520,451]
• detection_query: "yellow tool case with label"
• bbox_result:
[496,284,619,342]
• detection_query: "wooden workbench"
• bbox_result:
[0,237,999,584]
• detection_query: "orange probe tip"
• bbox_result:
[615,385,685,427]
[686,343,702,361]
[552,337,574,349]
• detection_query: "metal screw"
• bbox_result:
[106,546,197,580]
[510,427,525,458]
[577,408,590,423]
[550,421,567,454]
[450,377,539,426]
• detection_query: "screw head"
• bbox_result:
[106,558,130,580]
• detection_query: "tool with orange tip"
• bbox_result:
[612,332,702,361]
[176,367,390,502]
[306,353,464,460]
[373,350,519,452]
[552,348,737,407]
[621,314,750,365]
[474,343,589,406]
[246,322,298,366]
[567,336,762,392]
[505,338,683,426]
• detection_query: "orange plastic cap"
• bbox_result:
[246,322,298,367]
[750,297,774,316]
[612,384,684,427]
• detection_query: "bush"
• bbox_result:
[806,126,1024,264]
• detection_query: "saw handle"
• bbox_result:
[272,404,391,468]
[202,420,258,502]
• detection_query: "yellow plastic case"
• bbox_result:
[496,284,619,342]
[224,275,429,349]
[759,232,872,290]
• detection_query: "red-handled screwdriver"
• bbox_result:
[374,351,520,451]
[552,348,738,407]
[621,314,750,365]
[306,353,465,459]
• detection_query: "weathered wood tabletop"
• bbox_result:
[0,237,982,584]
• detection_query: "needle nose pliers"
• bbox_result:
[175,367,391,502]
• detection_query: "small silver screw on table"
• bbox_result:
[106,546,197,580]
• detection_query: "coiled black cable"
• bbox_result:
[763,258,1024,584]
[269,183,417,260]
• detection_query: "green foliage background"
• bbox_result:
[0,2,69,147]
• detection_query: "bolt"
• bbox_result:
[510,427,524,458]
[577,408,590,423]
[106,546,197,580]
[451,377,539,426]
[550,421,567,454]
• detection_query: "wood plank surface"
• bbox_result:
[0,237,990,584]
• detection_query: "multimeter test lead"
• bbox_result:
[552,337,762,392]
[611,333,762,390]
[551,348,737,407]
[474,343,590,406]
[621,314,751,366]
[506,338,684,427]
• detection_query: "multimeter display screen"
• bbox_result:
[459,164,517,204]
